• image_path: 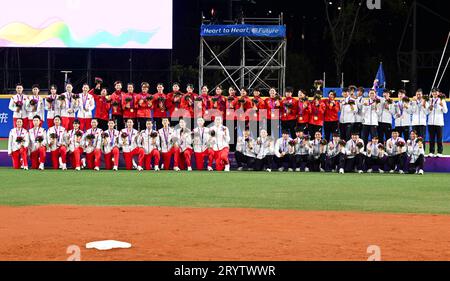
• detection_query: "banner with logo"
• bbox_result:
[200,24,286,38]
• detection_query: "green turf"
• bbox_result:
[1,140,450,154]
[0,169,450,215]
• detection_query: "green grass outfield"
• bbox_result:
[1,140,450,154]
[1,169,450,215]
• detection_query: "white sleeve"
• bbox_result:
[7,131,13,155]
[8,98,16,112]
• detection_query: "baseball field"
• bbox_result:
[1,168,450,261]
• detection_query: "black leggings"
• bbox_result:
[428,125,443,154]
[377,122,391,144]
[308,154,326,172]
[408,154,424,173]
[326,154,345,171]
[361,125,378,145]
[365,156,387,171]
[387,153,407,171]
[323,121,339,142]
[254,156,273,171]
[281,120,297,138]
[345,154,364,172]
[235,151,255,169]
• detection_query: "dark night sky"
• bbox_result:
[1,0,450,94]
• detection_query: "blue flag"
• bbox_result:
[373,63,386,90]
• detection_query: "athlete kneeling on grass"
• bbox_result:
[82,119,103,171]
[8,118,29,170]
[28,115,47,170]
[101,120,120,171]
[209,116,231,172]
[66,119,84,171]
[138,119,161,171]
[158,118,181,171]
[47,115,67,170]
[120,119,145,171]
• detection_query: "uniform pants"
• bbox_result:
[254,155,273,171]
[123,148,145,170]
[213,148,230,171]
[79,118,92,132]
[179,148,193,170]
[104,147,120,170]
[51,146,67,169]
[144,149,161,170]
[428,125,443,154]
[11,147,28,169]
[387,153,407,171]
[235,151,255,169]
[30,146,46,169]
[86,149,102,169]
[71,147,84,169]
[161,147,181,170]
[408,155,424,173]
[194,149,214,170]
[62,117,75,131]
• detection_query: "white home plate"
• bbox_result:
[86,240,132,251]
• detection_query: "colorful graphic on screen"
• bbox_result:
[0,0,173,49]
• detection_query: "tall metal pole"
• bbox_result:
[47,49,51,88]
[411,0,418,94]
[87,49,92,84]
[240,17,245,89]
[199,38,204,89]
[4,49,8,92]
[129,50,133,82]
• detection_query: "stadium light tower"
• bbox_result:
[61,71,72,87]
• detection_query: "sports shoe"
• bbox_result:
[62,163,67,171]
[154,165,160,171]
[224,165,230,172]
[38,163,45,170]
[339,168,344,174]
[187,167,192,171]
[137,166,144,171]
[378,169,384,174]
[320,168,325,172]
[113,166,118,171]
[358,170,364,174]
[305,167,310,172]
[94,167,100,171]
[295,168,300,172]
[389,170,395,174]
[174,167,180,172]
[428,153,435,157]
[418,169,424,175]
[437,153,443,158]
[266,168,272,172]
[278,167,284,172]
[75,167,81,171]
[367,169,373,173]
[237,167,243,171]
[399,170,405,174]
[23,166,28,171]
[207,166,213,171]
